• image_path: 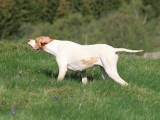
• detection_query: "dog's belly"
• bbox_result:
[67,63,97,71]
[67,57,102,71]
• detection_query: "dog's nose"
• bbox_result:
[28,40,30,42]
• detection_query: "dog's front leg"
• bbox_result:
[57,65,67,81]
[81,70,87,84]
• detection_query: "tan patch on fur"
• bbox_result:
[35,36,53,50]
[35,36,42,49]
[81,57,98,65]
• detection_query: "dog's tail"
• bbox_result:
[114,48,143,53]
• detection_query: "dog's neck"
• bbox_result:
[43,40,59,56]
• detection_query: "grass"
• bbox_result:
[0,46,160,120]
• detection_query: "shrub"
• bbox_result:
[86,13,152,50]
[20,13,153,51]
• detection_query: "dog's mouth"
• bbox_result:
[30,46,38,50]
[28,43,38,50]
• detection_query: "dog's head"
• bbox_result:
[28,36,53,50]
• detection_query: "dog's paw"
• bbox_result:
[123,82,128,86]
[121,82,128,86]
[82,78,88,85]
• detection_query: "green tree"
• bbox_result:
[86,13,152,50]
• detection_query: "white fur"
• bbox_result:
[28,39,143,86]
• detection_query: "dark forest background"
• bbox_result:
[0,0,160,51]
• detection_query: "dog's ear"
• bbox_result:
[35,36,53,49]
[41,37,53,44]
[35,36,42,48]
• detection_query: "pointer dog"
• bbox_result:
[28,36,143,86]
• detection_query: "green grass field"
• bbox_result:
[0,46,160,120]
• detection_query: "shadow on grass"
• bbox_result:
[41,69,95,82]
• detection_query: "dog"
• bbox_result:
[28,36,143,86]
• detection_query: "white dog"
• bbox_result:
[28,36,143,86]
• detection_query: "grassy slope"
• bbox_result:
[0,48,160,120]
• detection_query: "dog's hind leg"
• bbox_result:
[101,54,128,86]
[81,70,87,84]
[100,66,108,79]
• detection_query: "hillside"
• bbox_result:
[0,46,160,119]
